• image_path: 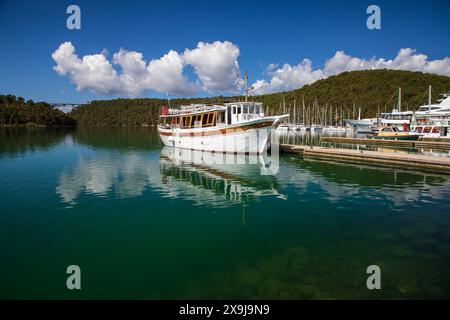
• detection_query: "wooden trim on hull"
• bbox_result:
[158,121,274,137]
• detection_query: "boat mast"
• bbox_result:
[398,87,401,112]
[302,95,305,125]
[244,71,249,103]
[428,85,432,113]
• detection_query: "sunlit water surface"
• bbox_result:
[1,127,450,299]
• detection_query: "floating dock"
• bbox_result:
[321,137,450,150]
[280,144,450,173]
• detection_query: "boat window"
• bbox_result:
[255,105,260,114]
[237,106,242,114]
[194,115,201,127]
[202,113,208,126]
[383,128,393,132]
[233,106,237,114]
[217,111,225,124]
[249,105,255,114]
[243,105,248,113]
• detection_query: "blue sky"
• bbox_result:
[0,0,449,103]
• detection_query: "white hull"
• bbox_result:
[345,119,377,133]
[159,117,285,154]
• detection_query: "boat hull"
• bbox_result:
[345,119,377,133]
[367,134,420,141]
[158,118,281,154]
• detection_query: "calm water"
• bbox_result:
[1,127,450,299]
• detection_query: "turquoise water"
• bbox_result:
[1,127,450,299]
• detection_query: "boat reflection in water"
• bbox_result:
[56,144,287,210]
[159,146,287,208]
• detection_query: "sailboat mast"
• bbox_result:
[398,87,402,112]
[429,85,432,113]
[302,95,305,125]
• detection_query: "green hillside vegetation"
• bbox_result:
[255,70,450,119]
[70,70,450,126]
[3,70,450,127]
[0,95,76,126]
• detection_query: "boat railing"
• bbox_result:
[167,104,225,115]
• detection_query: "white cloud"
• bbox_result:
[52,41,240,96]
[52,42,121,94]
[53,43,450,97]
[183,41,241,92]
[146,50,198,95]
[252,48,450,94]
[252,59,324,95]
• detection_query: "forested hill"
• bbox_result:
[69,70,450,126]
[256,70,450,119]
[0,95,76,126]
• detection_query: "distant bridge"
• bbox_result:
[49,102,87,113]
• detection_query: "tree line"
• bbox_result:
[0,95,75,126]
[71,70,450,126]
[2,70,450,127]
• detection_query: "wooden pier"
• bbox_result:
[321,137,450,150]
[280,144,450,173]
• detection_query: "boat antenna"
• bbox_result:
[244,71,249,102]
[243,71,254,102]
[166,92,171,108]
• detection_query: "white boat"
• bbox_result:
[275,123,291,131]
[410,124,449,138]
[158,102,288,154]
[344,106,377,133]
[414,90,450,121]
[410,87,450,136]
[344,118,377,133]
[378,110,414,130]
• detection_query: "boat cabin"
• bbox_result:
[158,102,264,130]
[379,126,401,133]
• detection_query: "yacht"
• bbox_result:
[344,107,377,133]
[158,102,288,154]
[345,118,377,133]
[410,88,450,136]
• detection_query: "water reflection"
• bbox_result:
[278,156,450,208]
[0,127,73,158]
[56,146,287,208]
[55,128,450,210]
[159,147,286,207]
[56,151,160,205]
